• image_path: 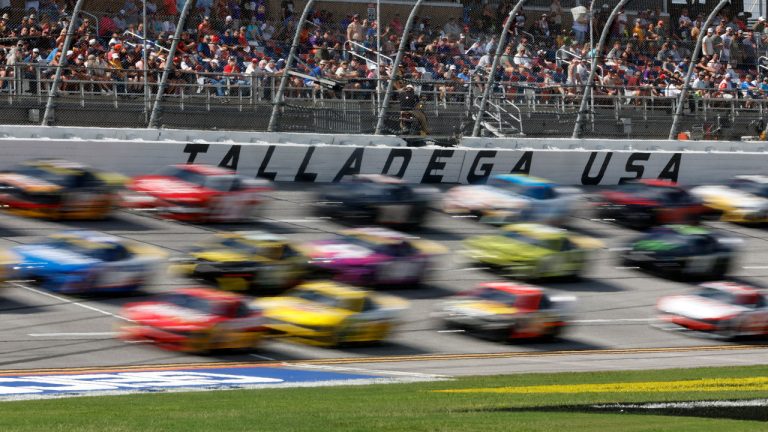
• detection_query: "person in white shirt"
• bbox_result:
[702,28,715,56]
[513,48,532,69]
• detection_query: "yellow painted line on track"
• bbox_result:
[1,344,768,376]
[436,377,768,394]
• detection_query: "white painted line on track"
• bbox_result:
[250,354,277,361]
[284,363,448,379]
[743,266,768,269]
[11,282,131,322]
[571,318,655,324]
[615,266,640,270]
[437,329,466,333]
[29,332,117,337]
[271,218,326,223]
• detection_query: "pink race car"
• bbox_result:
[298,227,446,286]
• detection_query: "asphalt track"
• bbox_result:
[2,184,768,375]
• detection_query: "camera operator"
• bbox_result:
[400,84,429,136]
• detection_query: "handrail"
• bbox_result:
[344,40,393,65]
[80,11,100,41]
[556,47,581,68]
[123,30,170,53]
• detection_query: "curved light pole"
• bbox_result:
[148,0,194,128]
[471,0,527,137]
[374,0,424,135]
[267,0,316,132]
[42,0,85,126]
[572,0,630,139]
[669,0,730,140]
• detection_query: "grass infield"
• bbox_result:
[1,365,767,431]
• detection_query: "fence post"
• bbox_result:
[267,0,316,132]
[669,0,730,140]
[42,0,86,126]
[572,0,630,139]
[471,0,528,137]
[374,0,424,135]
[148,0,194,128]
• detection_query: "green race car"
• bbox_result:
[464,223,603,280]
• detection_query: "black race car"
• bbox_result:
[594,179,712,229]
[314,174,436,227]
[620,225,737,280]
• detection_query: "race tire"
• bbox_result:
[717,319,742,341]
[712,258,730,278]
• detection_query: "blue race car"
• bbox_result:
[11,231,167,294]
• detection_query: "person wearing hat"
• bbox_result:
[399,84,429,136]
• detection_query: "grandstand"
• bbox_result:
[0,0,767,139]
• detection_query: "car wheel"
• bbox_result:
[712,258,730,278]
[717,319,742,341]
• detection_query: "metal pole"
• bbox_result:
[572,0,630,139]
[42,0,85,126]
[374,0,424,135]
[376,0,381,113]
[143,0,149,116]
[589,0,596,54]
[148,0,194,128]
[267,0,317,132]
[669,0,730,140]
[471,0,527,137]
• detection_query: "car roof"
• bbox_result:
[173,164,235,176]
[341,227,411,244]
[636,179,679,188]
[24,159,90,174]
[174,287,246,302]
[656,224,711,236]
[295,281,367,299]
[223,231,287,243]
[502,223,568,240]
[50,230,122,245]
[353,174,405,185]
[492,174,553,187]
[479,282,544,296]
[699,281,761,295]
[734,175,768,184]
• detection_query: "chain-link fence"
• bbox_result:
[0,0,766,140]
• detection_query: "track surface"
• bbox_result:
[2,184,768,374]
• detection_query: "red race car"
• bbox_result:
[119,287,267,352]
[595,179,712,229]
[123,164,272,222]
[656,282,768,340]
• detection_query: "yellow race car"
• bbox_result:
[255,281,409,347]
[690,176,768,223]
[170,231,308,293]
[0,159,126,220]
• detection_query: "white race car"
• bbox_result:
[690,175,768,223]
[443,174,581,225]
[656,281,768,339]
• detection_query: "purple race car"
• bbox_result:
[297,227,446,286]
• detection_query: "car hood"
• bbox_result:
[298,240,382,265]
[128,175,214,203]
[443,299,519,316]
[465,236,549,260]
[123,302,216,329]
[258,298,351,327]
[12,244,100,270]
[657,295,746,320]
[0,173,62,193]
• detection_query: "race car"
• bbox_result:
[436,282,571,341]
[10,230,166,294]
[119,287,267,352]
[0,159,125,220]
[170,231,308,293]
[442,174,581,225]
[657,282,768,339]
[690,175,768,224]
[620,225,737,280]
[123,164,272,223]
[594,179,712,229]
[314,174,436,228]
[464,223,603,280]
[255,281,408,347]
[297,227,446,286]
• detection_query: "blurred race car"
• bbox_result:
[443,174,581,225]
[595,180,711,229]
[297,227,446,286]
[123,164,271,223]
[170,231,307,293]
[255,281,408,347]
[11,230,166,294]
[436,282,571,341]
[119,287,267,352]
[314,174,436,227]
[0,159,125,220]
[657,282,768,339]
[690,175,768,224]
[464,223,602,280]
[620,225,737,280]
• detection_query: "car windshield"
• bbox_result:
[730,179,768,198]
[290,288,344,309]
[503,230,553,249]
[488,178,556,200]
[620,183,666,199]
[696,287,737,304]
[46,239,124,261]
[219,238,263,254]
[472,288,517,305]
[203,175,237,192]
[159,293,217,315]
[159,166,207,188]
[15,165,76,187]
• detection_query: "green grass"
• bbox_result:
[1,365,767,431]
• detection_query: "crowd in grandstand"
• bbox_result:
[1,0,768,105]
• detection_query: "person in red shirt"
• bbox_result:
[223,56,247,98]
